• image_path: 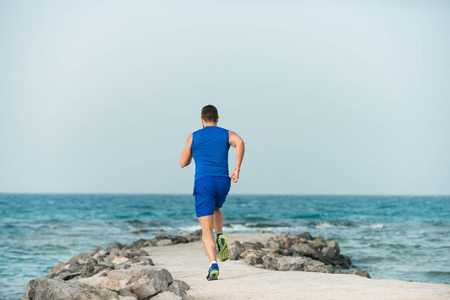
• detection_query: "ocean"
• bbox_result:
[1,194,449,299]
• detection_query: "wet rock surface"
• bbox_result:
[230,231,371,278]
[22,231,201,300]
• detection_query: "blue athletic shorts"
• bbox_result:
[193,176,231,218]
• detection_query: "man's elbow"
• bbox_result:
[180,159,191,168]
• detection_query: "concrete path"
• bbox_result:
[144,233,450,300]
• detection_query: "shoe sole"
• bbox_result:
[217,235,230,262]
[208,269,219,281]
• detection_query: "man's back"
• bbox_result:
[192,126,230,181]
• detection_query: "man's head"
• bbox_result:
[201,105,219,124]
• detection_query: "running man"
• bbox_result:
[179,105,245,281]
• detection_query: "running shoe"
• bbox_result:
[216,233,230,262]
[206,263,219,281]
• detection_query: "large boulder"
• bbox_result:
[26,277,118,300]
[168,280,189,299]
[276,256,310,271]
[291,242,317,256]
[107,265,173,299]
[229,241,246,260]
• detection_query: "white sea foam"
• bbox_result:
[361,224,385,229]
[315,222,350,229]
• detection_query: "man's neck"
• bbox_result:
[203,122,217,127]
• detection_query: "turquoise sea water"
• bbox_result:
[1,194,449,299]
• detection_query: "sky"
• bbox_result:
[0,0,449,195]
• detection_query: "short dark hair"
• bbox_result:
[201,105,219,122]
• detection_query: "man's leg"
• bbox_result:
[213,208,230,262]
[213,208,223,234]
[198,215,217,263]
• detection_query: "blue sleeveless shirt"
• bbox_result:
[191,126,230,181]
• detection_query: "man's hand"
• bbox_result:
[230,168,240,183]
[229,131,244,183]
[179,134,193,168]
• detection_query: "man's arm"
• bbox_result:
[229,131,245,183]
[179,134,193,168]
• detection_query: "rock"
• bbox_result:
[63,272,82,281]
[325,265,339,274]
[298,232,313,241]
[281,249,293,256]
[291,243,317,256]
[140,249,150,256]
[90,247,102,256]
[156,239,173,247]
[192,229,202,236]
[262,256,278,270]
[327,240,340,255]
[229,248,240,261]
[331,255,351,269]
[254,242,265,249]
[243,252,262,265]
[107,250,128,261]
[95,254,106,262]
[281,234,300,247]
[321,246,336,260]
[119,296,138,300]
[152,291,182,300]
[169,235,189,244]
[68,262,80,272]
[105,242,125,253]
[107,266,173,299]
[69,253,97,265]
[26,278,38,299]
[50,262,67,274]
[153,234,169,242]
[239,249,250,258]
[353,269,371,278]
[101,278,121,292]
[71,273,107,290]
[179,232,196,242]
[265,238,281,249]
[168,280,189,299]
[311,252,325,262]
[276,256,309,271]
[315,236,326,243]
[26,277,119,300]
[132,239,153,248]
[78,263,98,278]
[172,279,190,291]
[303,259,327,273]
[243,242,257,251]
[100,261,115,268]
[278,232,290,239]
[113,256,129,265]
[229,241,245,260]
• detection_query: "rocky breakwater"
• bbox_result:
[20,231,202,300]
[229,231,371,278]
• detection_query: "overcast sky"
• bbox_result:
[1,0,449,195]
